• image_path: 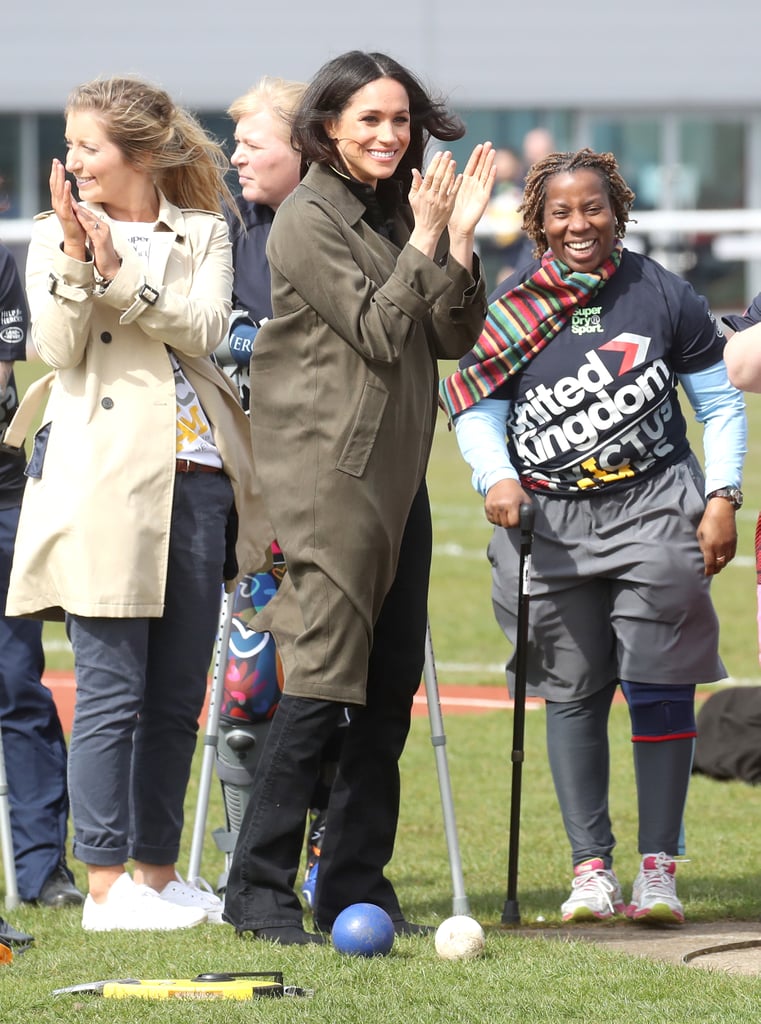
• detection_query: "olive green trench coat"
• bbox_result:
[250,163,487,704]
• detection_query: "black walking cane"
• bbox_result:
[502,502,535,925]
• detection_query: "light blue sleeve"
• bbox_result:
[677,359,746,494]
[453,397,520,497]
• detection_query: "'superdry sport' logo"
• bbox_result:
[571,306,603,335]
[509,336,677,489]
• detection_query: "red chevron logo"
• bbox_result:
[599,333,651,375]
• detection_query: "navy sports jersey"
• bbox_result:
[224,196,275,323]
[0,243,29,505]
[484,249,725,495]
[722,290,761,333]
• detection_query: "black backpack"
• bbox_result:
[693,686,761,785]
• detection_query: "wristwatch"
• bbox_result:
[93,271,113,296]
[707,487,744,510]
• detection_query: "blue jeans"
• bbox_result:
[0,502,70,900]
[66,472,232,866]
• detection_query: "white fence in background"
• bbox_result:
[5,211,761,293]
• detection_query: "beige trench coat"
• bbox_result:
[7,193,273,620]
[250,163,487,704]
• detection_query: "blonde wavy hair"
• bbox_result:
[227,77,306,141]
[65,76,235,214]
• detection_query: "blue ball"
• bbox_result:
[331,903,395,957]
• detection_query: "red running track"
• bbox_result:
[46,671,683,732]
[42,671,534,733]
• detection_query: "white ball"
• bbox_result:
[434,915,485,961]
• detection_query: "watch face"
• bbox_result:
[725,489,743,509]
[709,488,743,509]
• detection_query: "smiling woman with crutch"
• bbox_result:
[443,148,745,927]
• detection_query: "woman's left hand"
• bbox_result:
[448,141,497,240]
[71,200,122,282]
[697,497,738,576]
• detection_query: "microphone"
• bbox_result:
[214,310,261,369]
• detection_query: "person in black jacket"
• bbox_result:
[226,77,305,325]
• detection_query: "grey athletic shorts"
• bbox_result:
[490,453,726,702]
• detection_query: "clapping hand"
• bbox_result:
[50,158,87,259]
[407,143,496,266]
[448,142,497,241]
[49,158,120,281]
[408,150,461,258]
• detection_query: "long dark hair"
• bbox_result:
[291,51,465,191]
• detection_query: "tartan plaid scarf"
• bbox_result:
[439,242,623,417]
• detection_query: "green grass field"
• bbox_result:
[4,358,761,1021]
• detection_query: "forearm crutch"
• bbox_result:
[423,619,469,916]
[187,588,235,882]
[0,724,19,909]
[502,502,535,925]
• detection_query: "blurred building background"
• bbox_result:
[2,1,760,308]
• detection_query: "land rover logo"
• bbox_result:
[0,326,23,343]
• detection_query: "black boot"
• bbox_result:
[35,862,85,908]
[0,917,34,948]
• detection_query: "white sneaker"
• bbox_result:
[82,872,207,931]
[561,858,625,922]
[159,873,224,924]
[627,853,685,924]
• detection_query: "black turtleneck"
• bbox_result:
[327,165,405,239]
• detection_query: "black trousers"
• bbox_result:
[223,482,431,931]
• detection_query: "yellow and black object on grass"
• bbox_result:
[52,971,313,1000]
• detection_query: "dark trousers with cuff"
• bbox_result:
[66,472,232,867]
[223,482,431,932]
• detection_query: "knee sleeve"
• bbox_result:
[621,681,696,742]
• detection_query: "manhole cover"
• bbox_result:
[684,940,761,975]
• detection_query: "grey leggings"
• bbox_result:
[545,679,693,870]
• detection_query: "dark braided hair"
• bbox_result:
[519,148,636,257]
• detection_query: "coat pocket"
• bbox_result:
[336,381,388,478]
[25,421,51,479]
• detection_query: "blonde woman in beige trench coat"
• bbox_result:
[6,76,272,933]
[223,50,495,945]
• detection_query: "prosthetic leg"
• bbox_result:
[211,719,273,889]
[188,555,287,891]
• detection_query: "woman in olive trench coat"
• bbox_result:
[223,50,495,944]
